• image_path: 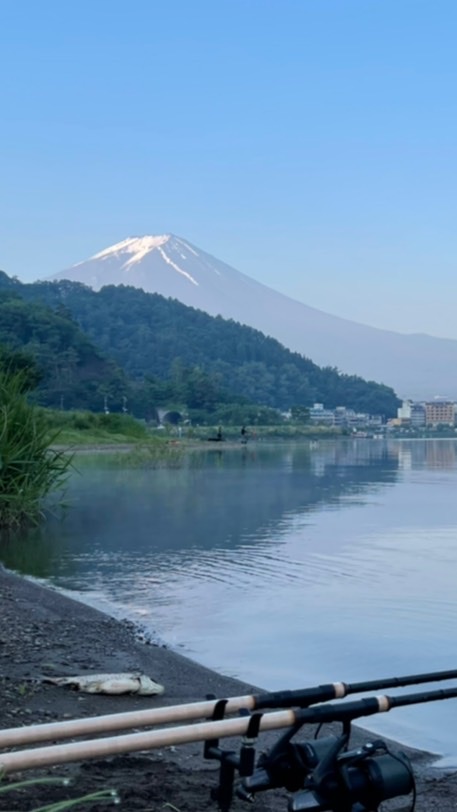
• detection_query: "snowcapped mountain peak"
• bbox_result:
[61,232,205,290]
[77,235,172,269]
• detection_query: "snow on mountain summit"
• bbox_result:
[61,233,204,289]
[88,235,171,267]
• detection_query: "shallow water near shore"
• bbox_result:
[2,438,457,760]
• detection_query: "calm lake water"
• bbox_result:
[2,438,457,759]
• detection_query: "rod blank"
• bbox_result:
[0,695,256,750]
[1,666,457,750]
[0,709,296,775]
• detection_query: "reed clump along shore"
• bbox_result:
[0,369,71,528]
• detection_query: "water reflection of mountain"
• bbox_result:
[0,440,400,578]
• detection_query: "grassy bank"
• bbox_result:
[43,409,150,446]
[44,409,345,447]
[43,409,186,467]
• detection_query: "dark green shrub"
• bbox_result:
[73,413,94,430]
[98,412,147,438]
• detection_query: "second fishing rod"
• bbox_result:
[1,665,457,749]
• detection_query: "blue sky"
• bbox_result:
[2,0,457,338]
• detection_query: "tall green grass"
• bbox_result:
[0,370,71,527]
[107,439,185,468]
[0,774,119,810]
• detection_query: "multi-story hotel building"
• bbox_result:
[425,401,455,426]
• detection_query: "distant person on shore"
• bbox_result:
[241,425,248,444]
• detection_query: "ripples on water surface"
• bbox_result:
[2,439,457,758]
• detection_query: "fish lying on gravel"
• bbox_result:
[43,672,165,695]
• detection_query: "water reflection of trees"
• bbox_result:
[0,441,400,578]
[4,440,457,581]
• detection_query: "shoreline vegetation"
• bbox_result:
[43,409,349,468]
[44,408,346,446]
[47,410,457,453]
[0,371,71,528]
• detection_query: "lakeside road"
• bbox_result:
[0,566,456,811]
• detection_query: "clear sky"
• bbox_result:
[1,0,457,338]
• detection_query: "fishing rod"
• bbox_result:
[1,684,457,775]
[1,665,457,749]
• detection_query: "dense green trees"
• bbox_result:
[0,273,401,420]
[0,291,129,412]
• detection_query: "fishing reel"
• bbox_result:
[204,701,414,812]
[241,733,414,812]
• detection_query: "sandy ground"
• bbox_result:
[0,564,456,812]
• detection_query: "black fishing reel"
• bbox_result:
[243,735,414,812]
[204,702,415,812]
[289,742,413,811]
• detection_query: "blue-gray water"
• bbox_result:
[2,438,457,759]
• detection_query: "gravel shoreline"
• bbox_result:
[0,564,455,811]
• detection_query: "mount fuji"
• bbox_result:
[49,234,457,399]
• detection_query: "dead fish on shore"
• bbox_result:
[43,672,165,696]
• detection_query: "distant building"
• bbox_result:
[397,400,426,428]
[397,400,412,421]
[410,403,426,427]
[425,401,455,427]
[309,403,384,429]
[333,407,349,427]
[309,403,335,426]
[367,414,383,428]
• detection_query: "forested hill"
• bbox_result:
[0,288,128,410]
[0,272,400,416]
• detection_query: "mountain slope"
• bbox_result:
[49,234,457,399]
